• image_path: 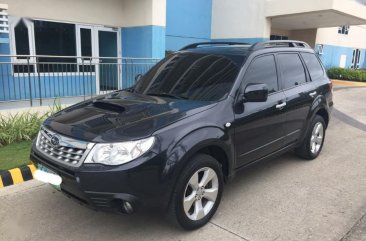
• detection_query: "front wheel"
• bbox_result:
[167,154,224,230]
[295,115,326,160]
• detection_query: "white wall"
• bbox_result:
[211,0,270,39]
[316,25,366,49]
[2,0,166,27]
[266,0,334,17]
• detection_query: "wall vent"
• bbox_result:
[0,5,9,33]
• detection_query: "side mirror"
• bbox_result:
[135,74,142,83]
[243,83,269,102]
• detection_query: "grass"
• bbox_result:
[0,140,32,171]
[0,99,63,170]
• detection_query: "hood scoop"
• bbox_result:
[92,100,126,112]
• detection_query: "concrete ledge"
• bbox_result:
[0,164,36,188]
[332,79,366,87]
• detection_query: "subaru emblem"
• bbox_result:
[50,135,60,146]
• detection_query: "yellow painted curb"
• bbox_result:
[0,164,36,188]
[332,79,366,87]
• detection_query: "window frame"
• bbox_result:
[9,16,36,64]
[9,17,103,75]
[338,25,350,35]
[276,52,310,91]
[241,53,281,96]
[76,24,95,64]
[351,49,361,69]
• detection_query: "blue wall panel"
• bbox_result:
[0,70,96,101]
[121,26,165,59]
[166,0,212,51]
[317,44,366,69]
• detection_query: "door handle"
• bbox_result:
[276,102,286,109]
[309,91,317,98]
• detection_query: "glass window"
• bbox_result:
[270,35,289,40]
[34,20,77,72]
[338,26,349,35]
[301,53,324,80]
[80,28,92,57]
[278,53,307,89]
[133,52,244,101]
[14,20,30,59]
[243,55,278,93]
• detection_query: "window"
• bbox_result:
[351,49,361,69]
[134,52,245,101]
[338,26,349,35]
[34,20,77,72]
[278,54,307,89]
[301,53,324,80]
[270,35,289,40]
[80,28,92,57]
[243,55,278,93]
[14,20,30,58]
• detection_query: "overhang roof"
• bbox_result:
[266,0,366,30]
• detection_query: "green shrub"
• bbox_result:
[0,99,64,146]
[0,112,45,146]
[327,68,366,82]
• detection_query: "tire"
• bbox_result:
[295,115,326,160]
[167,153,224,230]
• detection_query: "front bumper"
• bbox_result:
[30,145,173,213]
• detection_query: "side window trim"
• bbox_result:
[276,52,309,91]
[300,52,325,81]
[241,53,281,96]
[298,52,311,83]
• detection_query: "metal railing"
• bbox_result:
[0,55,160,106]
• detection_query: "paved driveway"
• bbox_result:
[1,87,366,241]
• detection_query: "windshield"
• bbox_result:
[133,52,244,101]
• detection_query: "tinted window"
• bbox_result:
[278,53,307,89]
[301,53,324,80]
[14,20,30,57]
[80,28,92,57]
[134,52,243,101]
[34,21,77,72]
[243,55,278,93]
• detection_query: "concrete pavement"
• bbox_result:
[1,87,366,241]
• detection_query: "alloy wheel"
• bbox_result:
[310,122,324,154]
[183,167,219,221]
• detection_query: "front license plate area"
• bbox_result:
[36,163,62,190]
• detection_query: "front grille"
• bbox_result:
[36,127,93,167]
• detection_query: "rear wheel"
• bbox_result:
[167,153,223,230]
[295,115,326,160]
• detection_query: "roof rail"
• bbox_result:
[180,42,251,51]
[249,40,311,51]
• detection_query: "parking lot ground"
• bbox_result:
[1,87,366,241]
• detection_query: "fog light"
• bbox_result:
[123,201,134,214]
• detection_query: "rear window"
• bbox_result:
[301,53,324,80]
[277,53,307,89]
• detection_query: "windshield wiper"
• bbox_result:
[146,92,188,100]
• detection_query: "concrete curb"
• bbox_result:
[332,79,366,87]
[0,164,36,188]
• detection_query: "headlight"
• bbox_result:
[84,136,155,166]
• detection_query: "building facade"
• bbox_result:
[0,0,366,102]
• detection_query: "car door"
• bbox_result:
[233,54,287,167]
[276,52,318,145]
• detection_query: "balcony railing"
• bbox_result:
[0,55,160,106]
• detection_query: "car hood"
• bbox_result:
[44,91,215,142]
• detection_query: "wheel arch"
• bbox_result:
[164,127,234,183]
